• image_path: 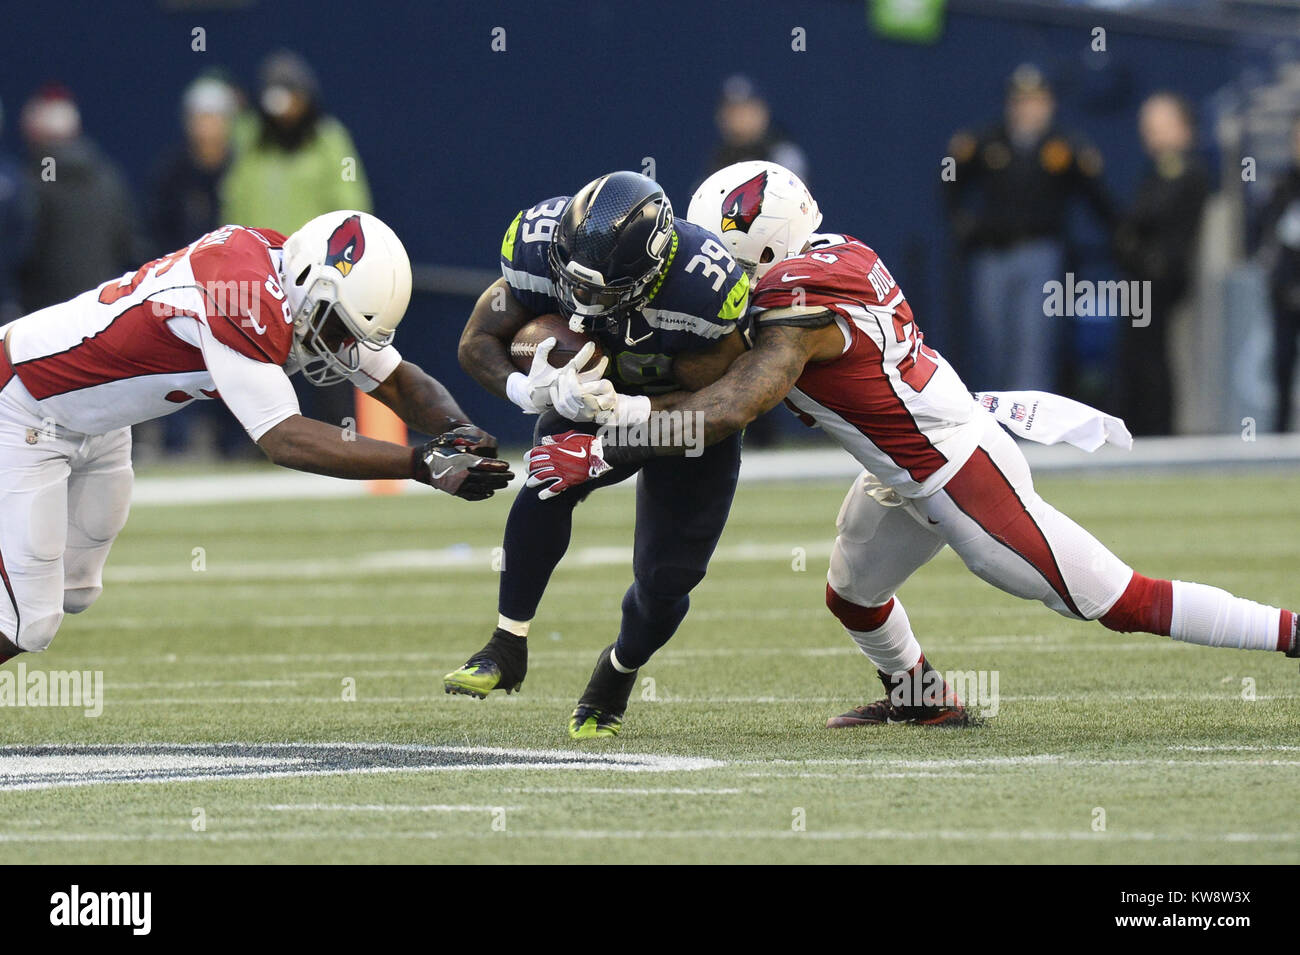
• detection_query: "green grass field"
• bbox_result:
[2,468,1298,864]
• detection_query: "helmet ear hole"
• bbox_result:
[295,267,311,286]
[760,248,775,263]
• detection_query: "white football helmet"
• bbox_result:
[282,210,412,385]
[687,160,821,280]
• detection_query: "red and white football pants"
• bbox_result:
[827,414,1296,675]
[0,370,132,654]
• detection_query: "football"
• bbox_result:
[509,313,604,373]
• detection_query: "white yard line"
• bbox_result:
[102,541,835,584]
[70,636,1172,666]
[261,803,521,813]
[127,436,1300,508]
[1168,744,1300,752]
[498,786,745,795]
[0,827,1293,844]
[100,692,1299,705]
[734,755,1300,769]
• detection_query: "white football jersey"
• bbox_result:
[0,225,399,440]
[751,234,982,497]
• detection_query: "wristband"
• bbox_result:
[603,441,656,468]
[610,393,652,428]
[506,372,537,414]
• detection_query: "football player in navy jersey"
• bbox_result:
[446,171,751,738]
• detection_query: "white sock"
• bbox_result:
[844,599,923,675]
[497,614,530,638]
[1170,581,1290,651]
[609,647,636,674]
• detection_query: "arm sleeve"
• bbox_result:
[195,318,301,442]
[348,343,403,392]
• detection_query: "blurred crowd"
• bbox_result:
[702,67,1217,440]
[941,64,1210,437]
[4,52,1298,454]
[0,50,372,459]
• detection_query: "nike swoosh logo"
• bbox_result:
[429,464,458,479]
[554,447,588,458]
[781,273,810,282]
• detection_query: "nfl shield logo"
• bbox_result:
[980,394,999,412]
[1010,402,1028,422]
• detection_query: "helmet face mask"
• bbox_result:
[548,171,674,335]
[292,292,365,386]
[549,248,658,334]
[281,211,411,387]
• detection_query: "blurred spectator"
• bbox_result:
[945,64,1113,392]
[1257,115,1300,432]
[151,73,238,254]
[0,96,36,324]
[706,74,808,446]
[1112,92,1208,436]
[709,74,808,183]
[17,84,145,313]
[220,50,372,233]
[151,73,246,457]
[221,50,373,429]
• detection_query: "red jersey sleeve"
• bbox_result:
[751,235,898,318]
[188,227,295,365]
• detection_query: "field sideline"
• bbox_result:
[1,467,1297,864]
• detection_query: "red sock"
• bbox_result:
[1279,610,1297,654]
[1100,573,1173,635]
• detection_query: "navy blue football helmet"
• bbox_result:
[548,171,675,333]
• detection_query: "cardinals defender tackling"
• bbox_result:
[529,161,1299,727]
[0,211,512,664]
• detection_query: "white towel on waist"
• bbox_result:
[973,390,1133,452]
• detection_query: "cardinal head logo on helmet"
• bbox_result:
[325,214,366,276]
[720,170,768,234]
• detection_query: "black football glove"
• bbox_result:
[414,425,513,501]
[445,423,500,458]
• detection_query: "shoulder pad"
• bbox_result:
[190,228,294,363]
[500,198,567,312]
[648,221,750,340]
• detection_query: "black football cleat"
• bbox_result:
[568,644,638,739]
[826,657,970,728]
[443,628,528,699]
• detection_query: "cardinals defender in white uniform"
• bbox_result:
[0,211,512,665]
[528,161,1299,726]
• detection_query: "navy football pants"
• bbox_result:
[497,410,742,669]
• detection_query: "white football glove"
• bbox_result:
[549,344,615,422]
[505,336,562,415]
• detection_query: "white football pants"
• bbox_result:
[0,379,132,652]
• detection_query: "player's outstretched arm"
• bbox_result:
[257,415,513,499]
[258,414,422,479]
[369,360,495,453]
[670,330,748,392]
[458,278,535,399]
[647,324,821,453]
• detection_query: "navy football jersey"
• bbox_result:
[499,196,750,393]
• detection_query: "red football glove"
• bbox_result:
[524,430,612,500]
